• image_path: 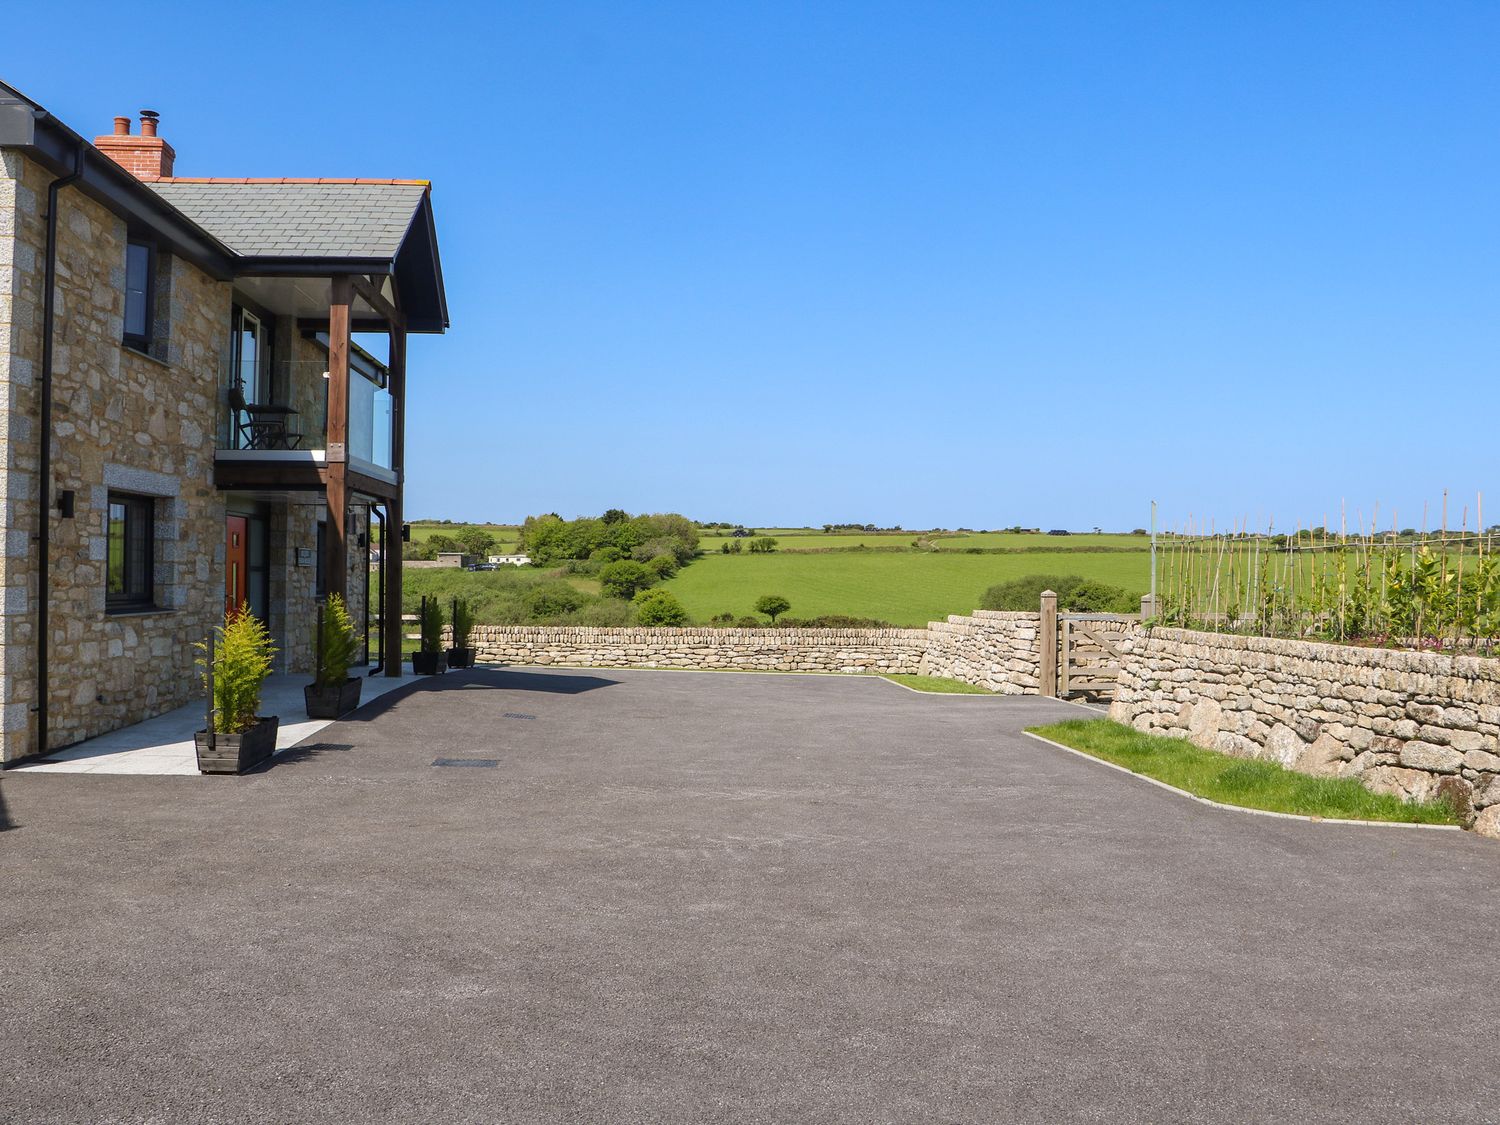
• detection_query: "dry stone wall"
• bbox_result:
[1111,628,1500,835]
[470,625,929,675]
[920,611,1042,694]
[470,613,1050,683]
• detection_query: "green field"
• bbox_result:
[698,528,1154,553]
[398,521,1160,626]
[928,532,1150,550]
[405,521,522,550]
[660,551,1152,625]
[699,530,918,551]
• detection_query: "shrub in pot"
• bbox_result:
[412,596,445,675]
[304,594,363,718]
[195,605,279,774]
[447,597,477,668]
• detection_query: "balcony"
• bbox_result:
[213,357,397,498]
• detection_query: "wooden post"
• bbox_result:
[324,275,353,601]
[1140,593,1158,620]
[383,323,406,676]
[204,631,216,743]
[1039,589,1058,698]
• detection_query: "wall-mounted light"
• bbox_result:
[401,524,411,542]
[57,490,75,519]
[357,532,367,548]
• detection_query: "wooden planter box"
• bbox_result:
[195,716,280,775]
[304,678,363,720]
[412,650,444,676]
[447,647,476,669]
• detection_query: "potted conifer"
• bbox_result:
[411,596,445,675]
[304,594,363,718]
[447,597,477,669]
[195,606,279,774]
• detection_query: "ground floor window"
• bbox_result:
[107,493,154,612]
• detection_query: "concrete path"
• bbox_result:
[2,666,1497,1123]
[10,664,420,775]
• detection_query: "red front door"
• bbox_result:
[226,516,248,619]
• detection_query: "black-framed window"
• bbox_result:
[106,493,154,612]
[124,242,155,352]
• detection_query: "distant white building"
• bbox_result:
[488,553,532,566]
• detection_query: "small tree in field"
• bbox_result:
[454,527,498,557]
[634,588,689,626]
[600,559,655,600]
[755,594,791,623]
[748,536,779,553]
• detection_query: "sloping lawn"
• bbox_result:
[883,674,996,694]
[1028,719,1462,825]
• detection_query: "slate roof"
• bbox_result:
[146,179,430,260]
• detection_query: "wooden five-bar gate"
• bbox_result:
[1039,590,1148,702]
[1057,613,1137,699]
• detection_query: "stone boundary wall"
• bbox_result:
[1110,628,1500,835]
[469,625,929,675]
[920,611,1042,695]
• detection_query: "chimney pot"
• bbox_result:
[95,108,174,180]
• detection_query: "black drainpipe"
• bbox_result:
[369,503,386,676]
[36,143,87,757]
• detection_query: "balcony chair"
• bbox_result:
[228,385,302,450]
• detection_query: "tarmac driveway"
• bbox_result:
[3,667,1498,1123]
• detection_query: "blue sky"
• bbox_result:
[8,1,1499,532]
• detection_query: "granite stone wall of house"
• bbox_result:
[0,151,231,757]
[0,151,374,760]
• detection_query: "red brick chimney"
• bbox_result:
[94,110,175,180]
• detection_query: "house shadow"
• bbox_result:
[253,741,356,771]
[322,667,621,727]
[443,667,622,696]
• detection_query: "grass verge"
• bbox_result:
[883,674,996,695]
[1027,719,1462,825]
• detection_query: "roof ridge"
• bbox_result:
[154,177,431,186]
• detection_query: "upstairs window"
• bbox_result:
[124,242,155,352]
[106,493,155,612]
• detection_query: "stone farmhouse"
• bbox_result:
[0,83,448,762]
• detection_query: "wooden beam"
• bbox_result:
[1039,589,1058,698]
[383,323,407,676]
[296,317,395,335]
[350,274,404,327]
[324,275,353,601]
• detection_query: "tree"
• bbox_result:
[634,588,688,626]
[755,594,791,623]
[599,560,656,600]
[601,508,629,525]
[748,536,779,554]
[645,553,678,579]
[453,527,498,556]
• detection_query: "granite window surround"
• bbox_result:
[88,465,191,614]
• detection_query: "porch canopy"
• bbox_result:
[147,179,447,333]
